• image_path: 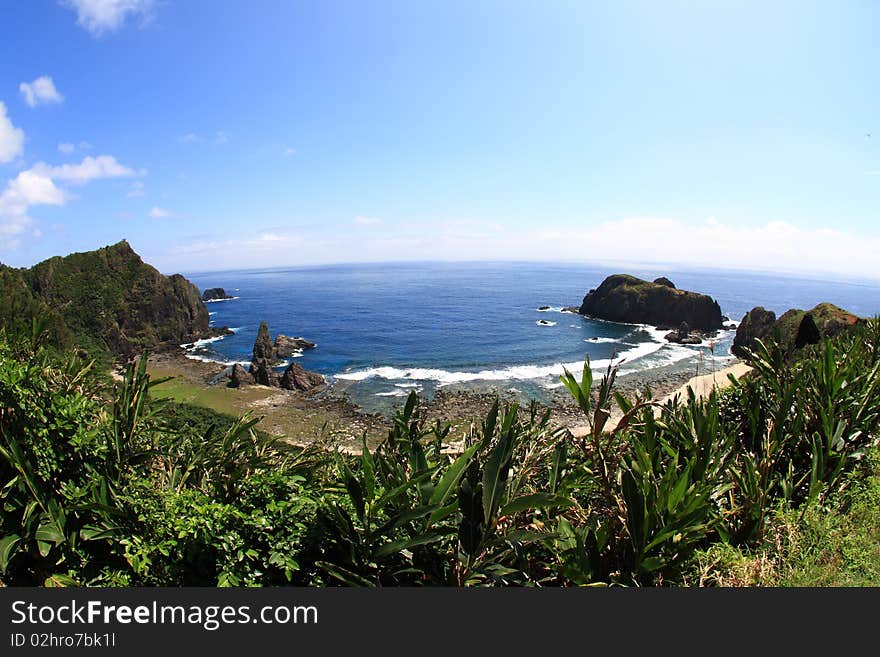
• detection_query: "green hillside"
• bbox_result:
[1,241,209,360]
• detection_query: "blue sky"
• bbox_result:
[1,0,879,277]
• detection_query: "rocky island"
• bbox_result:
[202,287,236,301]
[577,274,723,335]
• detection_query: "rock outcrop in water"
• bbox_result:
[202,287,234,301]
[578,274,723,331]
[241,321,324,392]
[732,302,862,359]
[731,307,777,358]
[274,334,317,357]
[664,321,703,345]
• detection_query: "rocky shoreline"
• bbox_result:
[145,338,729,453]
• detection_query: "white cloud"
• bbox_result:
[166,215,880,279]
[5,170,67,206]
[57,141,93,155]
[178,131,228,145]
[149,206,171,218]
[127,181,145,197]
[63,0,154,37]
[0,102,25,164]
[354,215,382,225]
[19,76,64,107]
[167,233,304,260]
[284,147,296,156]
[0,170,65,249]
[513,216,880,280]
[254,232,288,242]
[0,154,137,250]
[32,155,136,184]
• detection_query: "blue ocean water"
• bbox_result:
[183,262,880,409]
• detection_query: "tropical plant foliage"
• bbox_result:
[1,318,878,586]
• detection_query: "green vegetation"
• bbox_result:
[1,241,208,362]
[691,450,880,586]
[1,317,878,587]
[774,302,862,354]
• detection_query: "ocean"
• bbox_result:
[182,262,880,411]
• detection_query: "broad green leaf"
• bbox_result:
[374,532,446,558]
[498,493,572,517]
[44,574,79,587]
[429,445,478,507]
[482,431,513,523]
[0,534,20,574]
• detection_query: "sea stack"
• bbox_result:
[577,274,723,331]
[250,321,281,386]
[246,321,324,391]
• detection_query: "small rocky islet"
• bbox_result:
[201,287,236,301]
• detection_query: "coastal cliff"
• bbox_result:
[578,274,723,331]
[732,302,862,358]
[0,240,211,358]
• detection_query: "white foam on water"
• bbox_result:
[183,353,250,366]
[336,335,669,386]
[182,334,228,349]
[536,320,557,327]
[204,296,240,303]
[584,337,620,344]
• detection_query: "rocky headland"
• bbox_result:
[0,240,227,359]
[732,302,862,359]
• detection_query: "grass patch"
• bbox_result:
[146,364,386,450]
[147,364,277,414]
[691,450,880,587]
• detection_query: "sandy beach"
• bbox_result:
[568,360,752,438]
[658,361,752,404]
